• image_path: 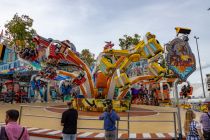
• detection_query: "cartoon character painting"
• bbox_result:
[166,36,196,81]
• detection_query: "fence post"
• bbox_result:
[117,120,119,139]
[128,111,130,140]
[19,106,23,125]
[173,78,182,140]
[173,112,177,139]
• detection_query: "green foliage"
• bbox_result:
[119,34,141,50]
[4,13,36,50]
[159,56,166,68]
[80,49,95,68]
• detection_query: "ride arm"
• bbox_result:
[103,49,129,57]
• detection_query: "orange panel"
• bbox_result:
[0,44,6,60]
[103,88,109,97]
[96,72,108,88]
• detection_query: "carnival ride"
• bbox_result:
[36,32,172,106]
[94,32,176,104]
[0,27,199,111]
[0,80,29,103]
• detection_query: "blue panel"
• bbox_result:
[149,43,157,52]
[54,75,71,81]
[143,46,150,56]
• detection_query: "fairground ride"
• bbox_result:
[0,27,196,111]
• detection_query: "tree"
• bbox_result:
[119,34,141,50]
[80,49,95,68]
[4,14,36,50]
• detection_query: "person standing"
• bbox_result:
[61,101,78,140]
[200,104,210,139]
[181,85,188,98]
[184,109,204,140]
[0,109,29,140]
[99,105,120,140]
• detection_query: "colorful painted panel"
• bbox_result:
[166,37,196,81]
[3,47,17,63]
[72,98,130,112]
[126,59,148,77]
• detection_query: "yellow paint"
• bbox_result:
[129,54,141,62]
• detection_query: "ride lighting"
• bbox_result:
[175,27,191,36]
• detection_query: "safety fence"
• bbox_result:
[19,105,179,139]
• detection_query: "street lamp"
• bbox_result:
[194,36,206,98]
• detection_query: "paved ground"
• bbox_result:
[0,102,203,134]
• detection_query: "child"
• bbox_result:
[184,110,204,140]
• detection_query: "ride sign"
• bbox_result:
[166,36,196,81]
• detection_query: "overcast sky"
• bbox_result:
[0,0,210,83]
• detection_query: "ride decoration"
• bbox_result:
[1,18,198,111]
[2,80,29,103]
[95,32,168,101]
[166,27,196,81]
[59,80,73,101]
[30,75,48,102]
[17,35,92,98]
[72,98,130,112]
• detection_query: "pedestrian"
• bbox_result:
[0,109,29,140]
[184,109,204,140]
[200,104,210,140]
[61,101,78,140]
[99,105,120,140]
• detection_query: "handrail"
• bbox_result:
[22,114,111,121]
[127,110,177,113]
[19,105,178,140]
[23,113,131,122]
[22,114,61,119]
[20,105,69,110]
[78,128,104,130]
[129,120,174,122]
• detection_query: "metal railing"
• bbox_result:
[19,105,178,140]
[126,110,178,139]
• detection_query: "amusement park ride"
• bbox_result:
[0,27,207,112]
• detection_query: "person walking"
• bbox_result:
[99,105,120,140]
[200,104,210,140]
[0,109,29,140]
[184,109,204,140]
[61,101,78,140]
